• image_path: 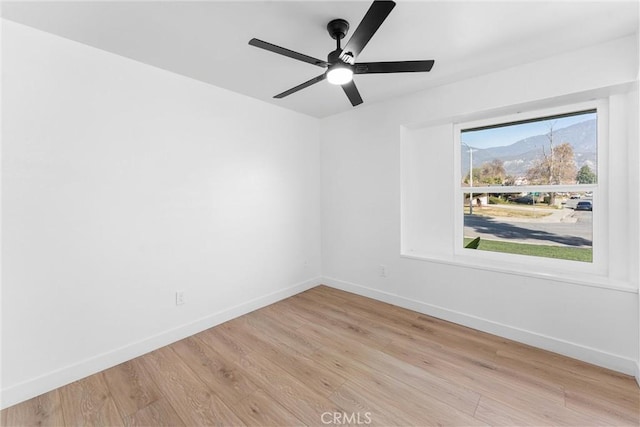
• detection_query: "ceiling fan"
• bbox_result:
[248,0,434,107]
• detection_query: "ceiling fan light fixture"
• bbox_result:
[326,63,353,85]
[249,1,434,106]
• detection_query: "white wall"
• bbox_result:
[635,88,640,385]
[321,35,639,375]
[1,20,321,408]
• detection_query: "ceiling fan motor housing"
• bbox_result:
[327,29,354,66]
[327,19,349,40]
[328,49,349,65]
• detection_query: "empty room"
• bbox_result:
[1,1,639,425]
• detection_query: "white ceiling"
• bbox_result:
[2,1,638,118]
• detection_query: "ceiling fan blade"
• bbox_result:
[341,1,395,61]
[249,38,329,68]
[342,80,363,106]
[274,73,327,99]
[355,60,435,74]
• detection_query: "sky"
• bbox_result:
[461,111,596,149]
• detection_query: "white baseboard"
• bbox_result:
[636,362,640,388]
[321,276,637,377]
[0,277,321,410]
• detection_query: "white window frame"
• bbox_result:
[453,100,608,277]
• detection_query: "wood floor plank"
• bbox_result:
[300,321,482,416]
[301,288,416,340]
[3,285,638,426]
[238,355,345,426]
[339,377,488,427]
[59,374,124,426]
[412,310,510,346]
[258,302,309,329]
[325,352,483,426]
[317,285,508,354]
[277,297,393,349]
[231,389,303,426]
[382,338,597,424]
[313,286,421,328]
[215,315,347,398]
[564,388,640,426]
[290,292,394,341]
[328,385,404,426]
[473,395,556,426]
[196,325,254,361]
[138,346,245,426]
[476,393,608,426]
[171,335,259,406]
[304,285,352,301]
[297,288,500,371]
[495,348,640,420]
[293,291,417,345]
[122,398,186,427]
[496,342,639,390]
[1,389,65,427]
[244,308,320,356]
[298,322,484,424]
[193,327,346,426]
[296,307,572,422]
[218,344,344,424]
[102,358,162,417]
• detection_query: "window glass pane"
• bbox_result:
[460,111,597,187]
[462,191,593,262]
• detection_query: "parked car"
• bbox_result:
[575,201,592,211]
[513,195,534,205]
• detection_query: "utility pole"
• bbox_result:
[462,142,475,214]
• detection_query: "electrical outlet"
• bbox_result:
[176,290,185,306]
[380,265,387,277]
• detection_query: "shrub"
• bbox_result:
[488,196,508,205]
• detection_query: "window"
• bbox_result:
[455,104,603,267]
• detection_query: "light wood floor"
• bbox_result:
[2,285,639,426]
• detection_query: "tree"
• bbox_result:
[463,167,481,185]
[576,164,596,184]
[503,175,516,186]
[527,142,577,185]
[465,159,506,185]
[526,124,577,205]
[479,159,506,184]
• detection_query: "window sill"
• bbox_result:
[400,251,637,293]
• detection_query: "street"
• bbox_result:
[464,210,592,247]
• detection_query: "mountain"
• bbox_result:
[462,119,597,179]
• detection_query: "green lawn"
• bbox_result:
[463,237,592,262]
